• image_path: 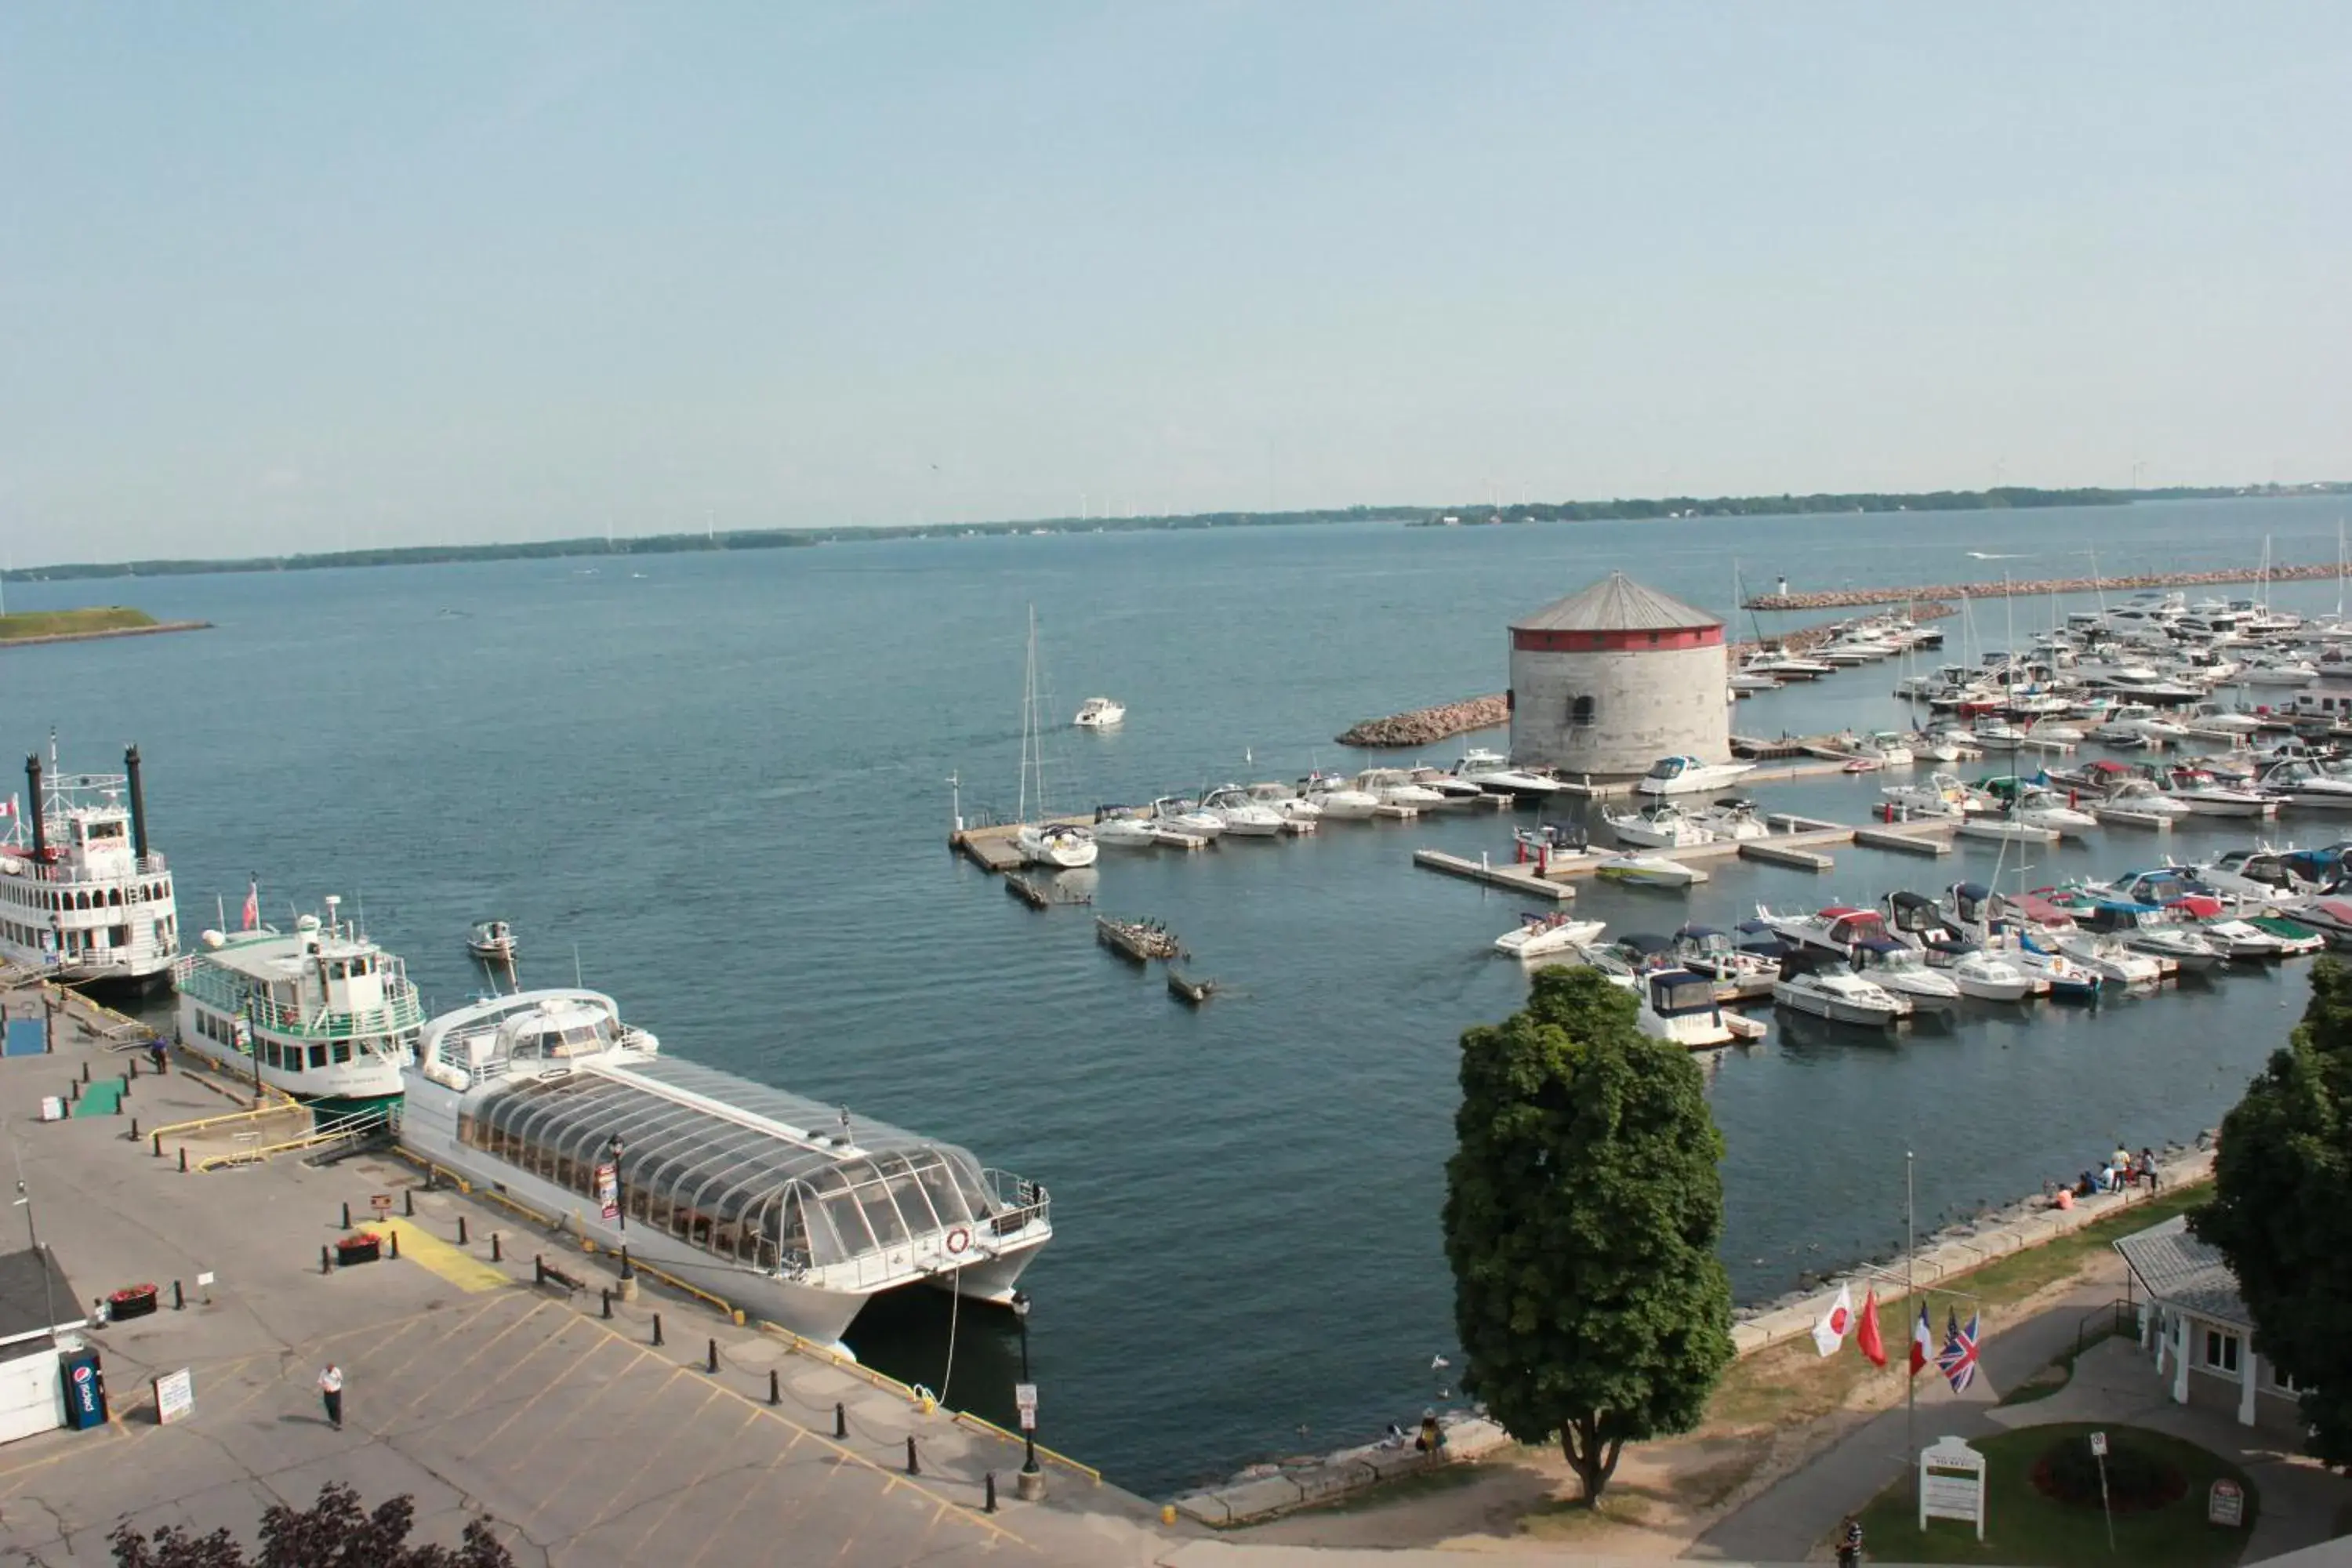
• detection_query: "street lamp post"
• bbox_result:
[1012,1290,1044,1500]
[608,1134,637,1299]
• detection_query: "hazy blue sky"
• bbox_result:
[5,4,2347,560]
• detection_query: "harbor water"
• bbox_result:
[16,493,2348,1495]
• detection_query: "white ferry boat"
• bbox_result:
[402,989,1054,1348]
[172,895,421,1112]
[0,741,180,994]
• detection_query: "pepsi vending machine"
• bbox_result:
[61,1350,106,1430]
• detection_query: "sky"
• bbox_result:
[5,3,2349,561]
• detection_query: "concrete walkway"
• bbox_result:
[1693,1258,2352,1563]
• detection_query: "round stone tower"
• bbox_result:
[1507,572,1729,777]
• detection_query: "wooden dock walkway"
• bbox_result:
[1411,851,1579,902]
[1419,813,1957,892]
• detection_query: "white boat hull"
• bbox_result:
[1771,979,1904,1026]
[1597,855,1708,887]
[1494,919,1606,958]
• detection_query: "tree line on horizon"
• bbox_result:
[13,481,2346,584]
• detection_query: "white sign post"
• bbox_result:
[1014,1381,1038,1432]
[2090,1431,2115,1552]
[1918,1435,1987,1541]
[154,1368,194,1425]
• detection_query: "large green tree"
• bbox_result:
[1443,967,1734,1503]
[111,1482,514,1568]
[2191,956,2352,1465]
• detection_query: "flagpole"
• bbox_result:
[1906,1149,1917,1503]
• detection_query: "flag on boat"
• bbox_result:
[1856,1287,1886,1367]
[241,877,259,932]
[0,795,13,820]
[1910,1302,1934,1377]
[1937,1308,1980,1393]
[1811,1283,1853,1357]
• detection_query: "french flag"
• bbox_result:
[1909,1302,1933,1377]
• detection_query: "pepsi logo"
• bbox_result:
[70,1367,90,1385]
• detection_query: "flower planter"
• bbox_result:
[334,1234,382,1267]
[107,1285,159,1321]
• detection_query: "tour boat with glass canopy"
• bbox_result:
[172,894,421,1113]
[401,989,1054,1348]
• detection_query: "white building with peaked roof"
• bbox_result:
[1507,572,1729,776]
[2114,1214,2305,1436]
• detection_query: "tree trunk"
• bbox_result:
[1559,1416,1626,1504]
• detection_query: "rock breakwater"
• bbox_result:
[1335,695,1507,749]
[1748,563,2341,612]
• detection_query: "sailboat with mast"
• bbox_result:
[1014,608,1099,869]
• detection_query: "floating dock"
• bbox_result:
[1420,814,1958,893]
[1410,851,1579,902]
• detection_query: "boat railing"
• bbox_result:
[981,1167,1051,1236]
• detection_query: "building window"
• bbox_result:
[2270,1365,2301,1395]
[2205,1328,2241,1373]
[1568,696,1598,728]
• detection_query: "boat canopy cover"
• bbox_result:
[1887,891,1938,913]
[1954,882,1991,902]
[1853,935,1907,955]
[466,1056,1020,1272]
[1675,924,1725,940]
[1618,932,1673,956]
[2169,894,2227,918]
[1648,969,1719,1014]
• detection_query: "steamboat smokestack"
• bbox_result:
[24,753,42,859]
[125,745,148,862]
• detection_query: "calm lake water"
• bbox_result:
[13,494,2344,1494]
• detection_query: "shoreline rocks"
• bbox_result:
[1335,695,1507,749]
[1748,563,2340,612]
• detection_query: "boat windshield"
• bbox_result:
[1650,975,1718,1014]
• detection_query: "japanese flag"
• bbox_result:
[1812,1283,1854,1357]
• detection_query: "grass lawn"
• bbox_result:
[0,606,158,641]
[1850,1421,2257,1566]
[1707,1182,2209,1433]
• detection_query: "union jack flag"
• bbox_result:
[1937,1308,1980,1393]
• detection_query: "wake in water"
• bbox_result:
[1965,550,2032,559]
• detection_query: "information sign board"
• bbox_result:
[154,1369,194,1425]
[1918,1436,1987,1541]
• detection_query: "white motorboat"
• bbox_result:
[1352,768,1446,810]
[1949,949,2038,1001]
[1729,669,1784,694]
[1880,774,1973,819]
[1073,696,1126,728]
[2196,915,2291,961]
[1148,796,1225,838]
[2009,789,2098,838]
[1635,755,1757,798]
[2160,767,2277,818]
[2096,779,2190,822]
[2287,897,2352,946]
[1595,852,1709,888]
[1757,904,1901,962]
[1199,786,1286,837]
[1406,766,1488,808]
[1848,939,1963,1004]
[2257,759,2352,810]
[1602,803,1717,849]
[1954,814,2060,845]
[1090,810,1161,849]
[2240,662,2318,688]
[1016,821,1098,868]
[2116,916,2224,973]
[1670,925,1780,990]
[2192,847,2315,904]
[1012,608,1098,868]
[1300,771,1377,818]
[1638,967,1766,1049]
[2008,943,2105,1000]
[1851,731,1915,768]
[1243,782,1322,828]
[1970,721,2027,753]
[2038,930,2165,985]
[1494,912,1608,959]
[403,989,1050,1348]
[467,918,518,963]
[1689,799,1771,841]
[1771,964,1911,1026]
[1450,749,1560,799]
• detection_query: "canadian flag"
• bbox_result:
[1857,1287,1887,1368]
[1812,1283,1854,1357]
[0,795,14,819]
[1910,1301,1934,1377]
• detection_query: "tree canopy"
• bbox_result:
[1442,967,1734,1502]
[2191,955,2352,1465]
[111,1483,514,1568]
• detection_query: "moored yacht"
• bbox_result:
[1299,772,1377,819]
[0,740,179,995]
[1635,756,1757,798]
[1199,786,1286,837]
[1450,749,1561,800]
[401,989,1051,1349]
[1072,696,1126,728]
[173,894,420,1112]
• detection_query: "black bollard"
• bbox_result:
[129,1058,138,1079]
[985,1472,997,1513]
[118,1074,128,1098]
[906,1436,919,1475]
[129,1117,138,1139]
[404,1188,415,1217]
[388,1229,400,1260]
[178,1145,187,1173]
[491,1232,502,1262]
[600,1287,612,1319]
[113,1094,122,1116]
[342,1201,352,1230]
[457,1215,469,1246]
[768,1368,780,1406]
[652,1312,664,1348]
[706,1338,718,1374]
[80,1061,89,1083]
[321,1245,332,1275]
[834,1401,847,1439]
[535,1254,546,1285]
[151,1131,162,1158]
[172,1279,183,1312]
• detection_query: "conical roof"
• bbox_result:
[1512,572,1719,633]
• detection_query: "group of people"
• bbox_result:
[2049,1142,2163,1207]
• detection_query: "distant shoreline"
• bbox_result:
[10,482,2345,586]
[0,619,211,648]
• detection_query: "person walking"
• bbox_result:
[1836,1512,1864,1566]
[318,1363,344,1430]
[2140,1147,2161,1191]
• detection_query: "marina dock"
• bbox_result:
[1411,850,1580,901]
[1417,812,1957,895]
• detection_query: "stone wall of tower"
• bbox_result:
[1507,640,1730,776]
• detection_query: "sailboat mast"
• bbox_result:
[1018,609,1035,824]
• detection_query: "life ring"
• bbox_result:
[945,1226,971,1256]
